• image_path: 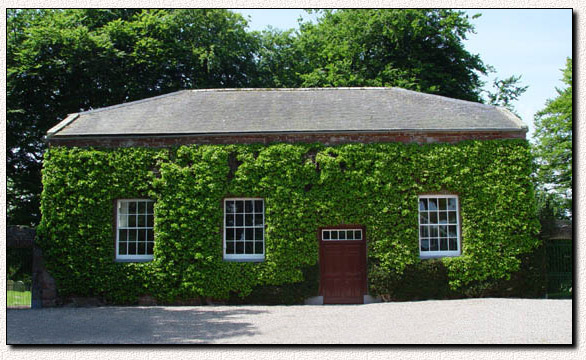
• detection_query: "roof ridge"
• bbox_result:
[189,87,499,109]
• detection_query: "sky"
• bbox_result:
[232,9,573,141]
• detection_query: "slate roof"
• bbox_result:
[47,88,527,138]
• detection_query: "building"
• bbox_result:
[39,88,539,305]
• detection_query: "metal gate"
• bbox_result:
[7,248,33,308]
[545,240,572,299]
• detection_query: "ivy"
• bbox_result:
[37,140,540,304]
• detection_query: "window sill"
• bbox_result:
[419,254,461,260]
[115,258,153,263]
[223,257,265,263]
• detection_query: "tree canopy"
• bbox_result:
[7,9,521,225]
[533,58,572,219]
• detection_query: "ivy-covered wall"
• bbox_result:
[37,140,540,304]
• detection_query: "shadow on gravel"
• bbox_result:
[8,307,267,344]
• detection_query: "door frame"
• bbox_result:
[318,224,367,304]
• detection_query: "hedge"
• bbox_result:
[37,140,540,304]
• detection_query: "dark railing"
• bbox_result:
[545,239,572,299]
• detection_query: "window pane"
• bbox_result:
[245,214,253,226]
[147,214,154,228]
[235,242,244,254]
[120,201,129,214]
[129,229,137,241]
[429,212,438,224]
[129,202,137,214]
[448,212,457,224]
[236,214,243,226]
[119,229,128,241]
[331,231,338,240]
[255,228,263,241]
[236,201,244,213]
[254,213,263,226]
[419,199,428,211]
[147,230,154,242]
[339,231,346,240]
[255,241,263,254]
[449,238,458,251]
[448,198,457,210]
[147,201,154,214]
[138,242,146,255]
[245,200,254,213]
[138,201,146,214]
[129,242,137,255]
[428,198,438,211]
[430,239,438,251]
[420,226,429,238]
[138,229,146,242]
[129,215,136,227]
[430,226,438,238]
[226,201,235,213]
[440,238,448,251]
[226,241,235,254]
[119,215,128,228]
[236,228,244,241]
[347,231,354,240]
[226,228,235,241]
[147,242,154,255]
[419,213,429,224]
[439,212,447,224]
[245,242,254,254]
[254,200,263,213]
[245,228,253,240]
[449,225,458,238]
[226,214,235,227]
[138,215,146,227]
[355,230,362,240]
[439,225,447,237]
[439,198,447,210]
[421,239,429,252]
[118,242,127,255]
[323,231,330,240]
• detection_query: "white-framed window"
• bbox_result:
[322,229,363,241]
[418,195,461,258]
[116,199,155,261]
[224,198,265,261]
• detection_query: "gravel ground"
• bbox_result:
[6,298,572,344]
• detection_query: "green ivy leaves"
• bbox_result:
[37,139,539,303]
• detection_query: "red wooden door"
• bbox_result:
[319,227,366,304]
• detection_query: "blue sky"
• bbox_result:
[233,9,573,141]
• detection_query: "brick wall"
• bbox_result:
[49,130,526,148]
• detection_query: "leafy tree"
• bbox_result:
[7,9,259,225]
[484,75,528,116]
[533,58,572,219]
[292,9,488,101]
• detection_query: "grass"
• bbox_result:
[7,290,31,307]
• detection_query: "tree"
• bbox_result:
[484,75,528,116]
[533,58,572,219]
[7,9,260,225]
[292,9,489,102]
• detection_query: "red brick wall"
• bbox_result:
[48,131,525,148]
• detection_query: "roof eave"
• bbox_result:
[47,127,527,140]
[45,113,80,140]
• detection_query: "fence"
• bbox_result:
[7,280,32,308]
[7,241,33,309]
[545,239,572,299]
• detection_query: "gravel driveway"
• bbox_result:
[7,298,572,344]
